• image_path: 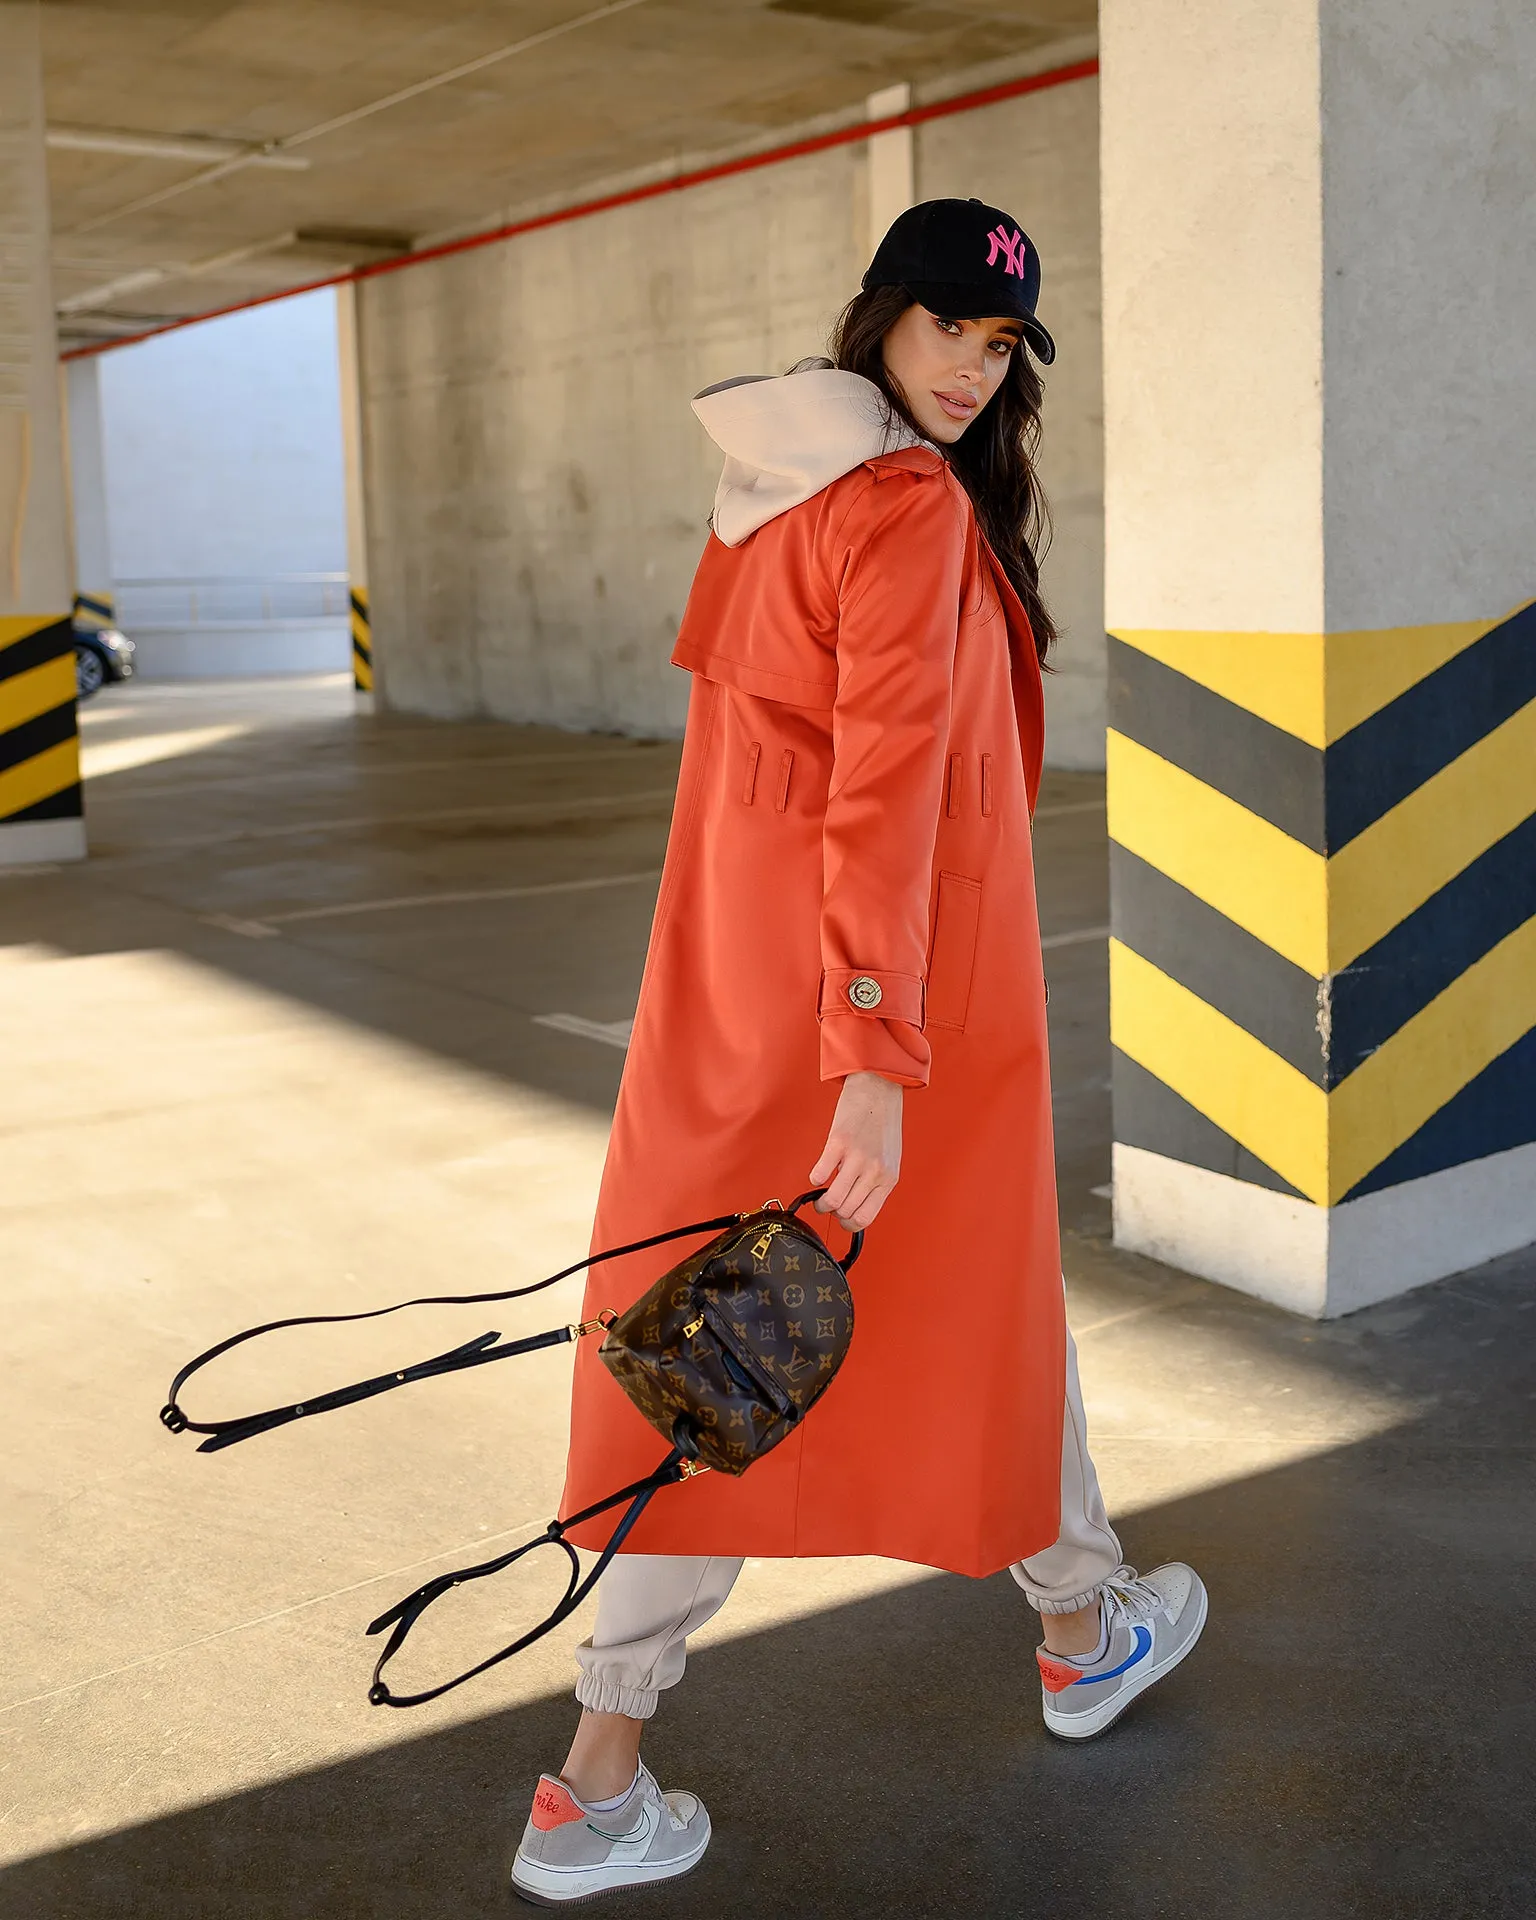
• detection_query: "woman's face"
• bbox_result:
[881,304,1024,444]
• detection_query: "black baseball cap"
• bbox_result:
[863,197,1056,365]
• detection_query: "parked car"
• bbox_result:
[74,623,136,699]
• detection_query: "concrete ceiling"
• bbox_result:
[43,0,1095,348]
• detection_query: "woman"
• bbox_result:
[511,199,1206,1908]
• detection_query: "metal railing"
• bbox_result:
[113,574,350,629]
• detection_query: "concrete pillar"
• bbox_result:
[1101,0,1536,1316]
[335,280,373,697]
[0,1,83,865]
[866,83,914,258]
[63,356,115,630]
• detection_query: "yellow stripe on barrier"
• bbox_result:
[1325,611,1524,745]
[1331,912,1536,1201]
[1110,937,1329,1203]
[1330,695,1536,970]
[1106,729,1328,975]
[0,736,80,820]
[0,653,75,733]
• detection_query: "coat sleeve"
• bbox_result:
[817,466,966,1088]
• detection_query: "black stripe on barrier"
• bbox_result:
[1345,1024,1536,1199]
[1113,816,1536,1090]
[1111,600,1536,859]
[1108,638,1325,851]
[8,781,82,823]
[1110,844,1324,1083]
[1111,1049,1307,1199]
[1330,813,1536,1081]
[1327,600,1536,851]
[74,593,114,623]
[0,618,73,685]
[0,701,77,776]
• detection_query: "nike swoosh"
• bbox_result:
[588,1797,661,1855]
[1072,1623,1153,1685]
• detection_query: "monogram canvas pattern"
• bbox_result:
[599,1208,855,1475]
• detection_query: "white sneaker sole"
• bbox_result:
[511,1814,712,1908]
[1042,1583,1209,1742]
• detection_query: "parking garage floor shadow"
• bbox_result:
[6,1245,1532,1920]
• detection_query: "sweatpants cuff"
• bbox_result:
[574,1674,660,1719]
[1028,1583,1107,1616]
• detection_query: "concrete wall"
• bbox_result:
[1100,0,1325,637]
[362,143,866,738]
[1320,0,1536,630]
[95,289,349,676]
[359,67,1106,763]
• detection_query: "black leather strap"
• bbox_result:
[366,1440,693,1709]
[160,1209,739,1451]
[160,1190,858,1452]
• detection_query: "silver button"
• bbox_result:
[847,975,883,1010]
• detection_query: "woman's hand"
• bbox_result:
[810,1071,903,1232]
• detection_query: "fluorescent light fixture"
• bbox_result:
[47,125,309,170]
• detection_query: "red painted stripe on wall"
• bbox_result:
[61,56,1098,362]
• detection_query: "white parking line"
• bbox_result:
[530,921,1111,1053]
[1034,798,1106,818]
[532,1012,634,1050]
[1040,924,1110,949]
[203,869,662,938]
[110,787,679,856]
[98,744,680,802]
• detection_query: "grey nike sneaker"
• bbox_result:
[1037,1562,1207,1741]
[511,1763,711,1906]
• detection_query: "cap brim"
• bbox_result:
[902,281,1056,365]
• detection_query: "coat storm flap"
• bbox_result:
[560,370,1066,1577]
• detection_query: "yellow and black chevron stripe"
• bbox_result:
[73,591,114,628]
[350,585,372,692]
[1108,598,1536,1207]
[0,614,81,827]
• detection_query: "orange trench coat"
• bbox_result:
[561,445,1065,1578]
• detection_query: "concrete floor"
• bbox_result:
[1,676,1531,1919]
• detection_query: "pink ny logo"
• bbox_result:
[986,224,1027,277]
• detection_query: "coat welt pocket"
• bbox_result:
[774,748,794,813]
[926,871,982,1033]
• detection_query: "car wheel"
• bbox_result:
[75,642,107,699]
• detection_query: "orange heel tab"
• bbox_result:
[1036,1650,1082,1695]
[531,1777,586,1831]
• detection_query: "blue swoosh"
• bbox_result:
[1072,1623,1152,1685]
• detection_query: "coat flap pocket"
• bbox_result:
[926,872,982,1033]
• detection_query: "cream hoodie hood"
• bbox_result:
[691,367,925,547]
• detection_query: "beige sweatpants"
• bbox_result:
[574,1325,1120,1719]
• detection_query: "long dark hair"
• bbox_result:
[829,286,1055,661]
